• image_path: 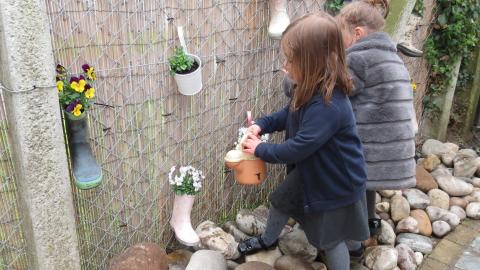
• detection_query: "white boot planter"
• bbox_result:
[168,165,205,246]
[168,47,203,96]
[268,0,290,39]
[56,63,102,190]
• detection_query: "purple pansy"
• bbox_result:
[66,99,80,112]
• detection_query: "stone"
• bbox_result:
[185,250,227,270]
[376,202,390,213]
[376,192,381,203]
[365,246,398,270]
[441,152,456,167]
[278,227,317,262]
[421,139,449,156]
[378,219,396,245]
[423,154,442,172]
[390,194,410,222]
[222,221,249,242]
[463,190,480,203]
[432,220,451,237]
[444,142,459,153]
[395,233,433,254]
[226,260,239,270]
[195,220,240,259]
[426,206,460,228]
[311,262,328,270]
[476,158,480,176]
[396,217,419,234]
[464,177,480,188]
[274,255,315,270]
[415,166,438,193]
[396,244,417,270]
[107,242,168,270]
[379,190,396,198]
[410,209,432,236]
[450,197,469,209]
[458,149,478,158]
[454,153,478,178]
[166,249,193,269]
[379,212,390,221]
[245,247,282,267]
[431,168,473,196]
[414,252,423,266]
[351,264,369,270]
[364,236,379,248]
[235,209,266,236]
[449,205,467,220]
[428,189,450,210]
[403,188,430,209]
[466,202,480,219]
[235,261,274,270]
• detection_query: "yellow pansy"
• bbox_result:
[411,82,417,92]
[56,81,64,92]
[71,79,86,93]
[85,87,95,99]
[87,67,96,81]
[72,104,83,117]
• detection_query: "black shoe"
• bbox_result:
[397,42,423,57]
[369,218,382,236]
[237,237,276,255]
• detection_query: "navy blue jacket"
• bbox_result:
[255,90,367,213]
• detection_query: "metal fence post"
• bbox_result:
[0,0,81,269]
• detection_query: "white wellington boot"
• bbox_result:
[268,0,290,39]
[170,194,200,246]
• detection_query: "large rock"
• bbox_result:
[245,248,282,267]
[431,168,473,196]
[414,252,423,266]
[432,220,451,238]
[395,233,433,254]
[422,139,449,156]
[376,202,390,213]
[428,189,450,210]
[311,262,328,270]
[235,209,267,236]
[458,149,478,158]
[274,255,315,270]
[476,158,480,176]
[403,188,430,209]
[423,154,442,172]
[441,152,456,167]
[278,227,317,262]
[450,197,469,209]
[454,153,478,178]
[379,190,396,198]
[235,261,274,270]
[410,209,432,236]
[426,206,460,228]
[396,244,417,270]
[415,166,438,192]
[222,221,249,242]
[185,250,227,270]
[391,195,411,222]
[166,249,193,269]
[464,177,480,188]
[466,202,480,219]
[449,205,467,220]
[463,190,480,203]
[195,220,240,259]
[378,219,396,245]
[365,246,398,270]
[396,217,419,234]
[107,242,168,270]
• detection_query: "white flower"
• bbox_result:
[168,165,205,194]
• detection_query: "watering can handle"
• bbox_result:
[246,111,253,127]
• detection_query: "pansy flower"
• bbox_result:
[56,81,64,92]
[82,64,96,81]
[56,64,67,75]
[70,76,86,93]
[72,103,83,117]
[84,84,95,99]
[66,99,80,112]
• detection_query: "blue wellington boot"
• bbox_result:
[65,112,102,189]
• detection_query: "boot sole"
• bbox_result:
[175,235,199,247]
[75,173,102,190]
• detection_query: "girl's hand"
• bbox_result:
[246,124,261,137]
[242,134,262,155]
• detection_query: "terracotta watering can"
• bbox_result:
[224,112,267,185]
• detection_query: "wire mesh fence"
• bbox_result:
[0,91,30,270]
[44,1,325,269]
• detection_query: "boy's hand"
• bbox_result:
[246,124,261,138]
[242,134,262,155]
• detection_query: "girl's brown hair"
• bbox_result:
[336,0,390,33]
[281,12,352,110]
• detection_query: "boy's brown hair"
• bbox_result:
[336,0,390,33]
[281,12,352,110]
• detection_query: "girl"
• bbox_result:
[336,0,417,238]
[239,12,369,270]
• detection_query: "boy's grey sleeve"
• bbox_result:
[347,53,367,96]
[282,75,295,98]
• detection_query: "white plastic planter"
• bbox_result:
[173,54,203,96]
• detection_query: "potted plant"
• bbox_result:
[56,63,102,189]
[168,165,205,246]
[168,47,203,96]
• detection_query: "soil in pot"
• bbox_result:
[176,60,199,75]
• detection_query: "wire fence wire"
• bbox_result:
[44,1,325,269]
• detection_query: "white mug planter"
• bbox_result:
[172,54,203,96]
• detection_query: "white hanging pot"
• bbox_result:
[173,54,203,96]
